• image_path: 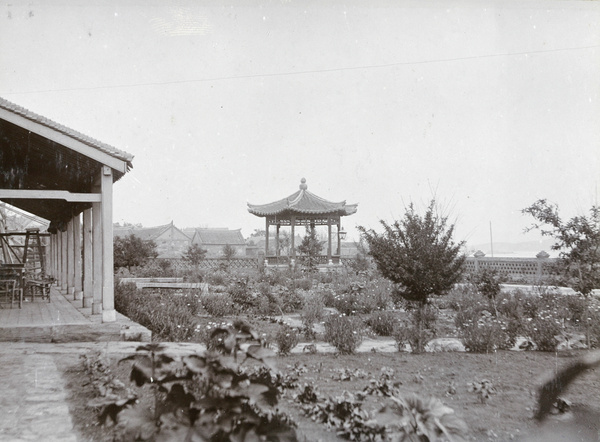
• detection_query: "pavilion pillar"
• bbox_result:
[60,228,68,294]
[327,216,332,265]
[100,166,116,323]
[265,218,270,267]
[92,182,103,315]
[82,208,93,308]
[290,216,296,268]
[276,223,280,259]
[73,214,83,300]
[67,217,76,297]
[337,220,342,256]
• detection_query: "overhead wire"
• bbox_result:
[1,43,598,95]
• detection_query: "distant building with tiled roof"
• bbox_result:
[189,228,246,258]
[114,222,192,259]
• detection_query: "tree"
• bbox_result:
[182,243,207,267]
[522,199,600,294]
[222,243,237,261]
[113,234,158,271]
[297,225,325,270]
[358,200,465,352]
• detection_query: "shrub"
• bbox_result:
[205,271,229,286]
[275,324,300,356]
[365,310,397,336]
[294,277,312,291]
[301,292,325,339]
[276,286,304,313]
[393,321,435,353]
[458,314,511,353]
[115,284,199,341]
[528,315,563,351]
[323,314,363,354]
[201,293,235,317]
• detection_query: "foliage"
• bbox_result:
[362,367,402,397]
[114,283,199,342]
[358,199,466,304]
[300,292,325,339]
[523,199,600,294]
[274,324,300,356]
[297,225,325,270]
[365,310,398,336]
[91,330,297,441]
[301,390,386,441]
[359,200,465,352]
[182,243,207,266]
[228,277,255,312]
[458,312,512,353]
[377,393,468,442]
[113,234,158,271]
[221,243,237,261]
[527,315,562,352]
[323,314,364,355]
[393,302,438,353]
[468,268,504,315]
[200,293,235,317]
[468,379,497,404]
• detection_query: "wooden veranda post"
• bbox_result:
[83,208,93,308]
[101,166,115,323]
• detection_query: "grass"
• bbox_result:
[57,348,600,441]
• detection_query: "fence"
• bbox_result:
[158,256,359,273]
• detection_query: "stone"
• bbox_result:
[425,338,465,352]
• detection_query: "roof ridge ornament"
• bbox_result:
[299,177,307,190]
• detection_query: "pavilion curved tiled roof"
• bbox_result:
[247,178,358,217]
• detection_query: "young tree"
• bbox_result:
[113,234,158,272]
[297,225,325,270]
[522,199,600,294]
[358,200,465,352]
[222,243,237,261]
[182,243,207,267]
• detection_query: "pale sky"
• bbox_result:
[1,0,598,250]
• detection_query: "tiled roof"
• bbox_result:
[0,97,134,167]
[113,223,174,241]
[247,178,358,217]
[192,228,246,245]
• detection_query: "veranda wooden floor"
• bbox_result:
[0,287,88,327]
[0,287,151,342]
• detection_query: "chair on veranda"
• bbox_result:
[0,267,23,308]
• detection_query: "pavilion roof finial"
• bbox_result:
[299,177,307,190]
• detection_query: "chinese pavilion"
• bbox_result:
[247,178,357,267]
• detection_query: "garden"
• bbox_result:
[60,199,600,441]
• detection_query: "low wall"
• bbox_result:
[464,254,557,283]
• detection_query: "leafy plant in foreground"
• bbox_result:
[89,331,297,441]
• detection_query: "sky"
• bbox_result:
[1,0,599,253]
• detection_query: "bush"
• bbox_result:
[528,315,563,351]
[114,283,199,342]
[323,314,363,354]
[393,321,435,353]
[365,310,397,336]
[275,324,300,356]
[301,292,325,339]
[206,271,229,286]
[276,286,304,313]
[201,293,235,317]
[228,278,255,312]
[458,313,511,353]
[294,278,312,291]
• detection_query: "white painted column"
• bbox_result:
[73,214,83,300]
[92,194,103,315]
[67,218,75,297]
[101,166,115,323]
[83,208,93,308]
[60,229,68,293]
